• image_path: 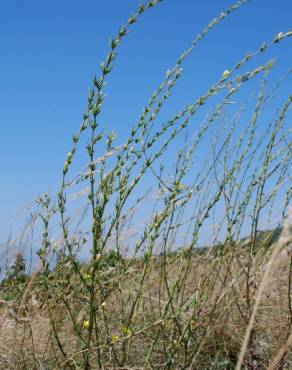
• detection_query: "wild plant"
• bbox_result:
[0,1,291,369]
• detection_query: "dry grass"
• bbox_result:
[1,228,292,369]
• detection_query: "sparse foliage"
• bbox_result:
[0,1,291,369]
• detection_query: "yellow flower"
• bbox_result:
[83,320,90,329]
[101,301,107,309]
[83,272,90,281]
[222,70,230,79]
[120,326,131,336]
[111,335,119,343]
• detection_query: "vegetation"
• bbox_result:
[0,1,291,369]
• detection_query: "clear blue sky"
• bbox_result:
[0,0,291,240]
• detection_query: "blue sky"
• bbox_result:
[0,0,291,241]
